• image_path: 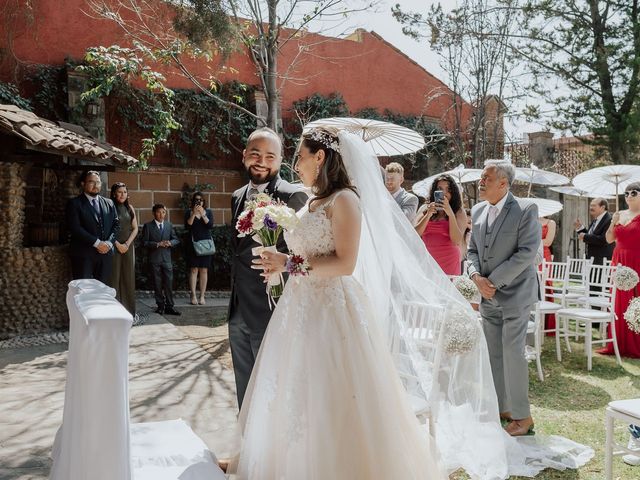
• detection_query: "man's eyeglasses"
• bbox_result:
[86,180,102,185]
[624,190,639,198]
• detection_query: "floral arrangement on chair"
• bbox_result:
[444,309,479,355]
[624,297,640,334]
[614,266,640,292]
[236,193,299,302]
[452,275,479,301]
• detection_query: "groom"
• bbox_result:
[228,127,308,409]
[467,161,540,436]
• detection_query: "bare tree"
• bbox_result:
[393,0,521,167]
[88,0,375,131]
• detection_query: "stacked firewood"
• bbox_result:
[0,162,26,249]
[0,246,71,338]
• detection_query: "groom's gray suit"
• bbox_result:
[467,192,540,419]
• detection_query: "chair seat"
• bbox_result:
[556,308,612,320]
[577,296,610,308]
[538,301,562,312]
[550,292,582,300]
[608,399,640,418]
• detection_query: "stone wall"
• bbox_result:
[107,167,244,226]
[0,162,71,339]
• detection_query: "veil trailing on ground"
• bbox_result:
[336,130,593,479]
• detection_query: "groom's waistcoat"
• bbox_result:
[467,192,540,309]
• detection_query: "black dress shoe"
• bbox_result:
[165,307,181,316]
[155,307,165,315]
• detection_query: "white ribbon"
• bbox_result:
[252,243,284,310]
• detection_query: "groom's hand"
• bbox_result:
[472,274,496,299]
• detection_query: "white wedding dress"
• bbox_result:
[232,191,447,480]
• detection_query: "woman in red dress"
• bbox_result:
[414,174,467,275]
[540,216,557,334]
[599,181,640,358]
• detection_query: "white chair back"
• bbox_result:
[587,263,618,308]
[540,259,568,299]
[566,256,593,295]
[393,302,447,418]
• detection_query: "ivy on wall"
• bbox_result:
[0,81,32,111]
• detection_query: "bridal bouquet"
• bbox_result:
[236,193,299,303]
[624,297,640,334]
[614,266,639,292]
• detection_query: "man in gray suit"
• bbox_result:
[229,127,308,409]
[385,162,419,223]
[467,161,540,436]
[142,204,181,316]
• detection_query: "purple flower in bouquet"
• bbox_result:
[263,215,278,231]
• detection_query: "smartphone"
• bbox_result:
[434,190,444,203]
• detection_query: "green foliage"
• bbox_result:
[518,0,640,163]
[0,81,32,111]
[25,65,68,121]
[77,45,181,166]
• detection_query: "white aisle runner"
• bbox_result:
[132,419,226,480]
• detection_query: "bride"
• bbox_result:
[231,128,592,479]
[230,128,446,479]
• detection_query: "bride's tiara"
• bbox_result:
[305,128,340,154]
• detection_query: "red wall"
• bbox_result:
[1,0,472,144]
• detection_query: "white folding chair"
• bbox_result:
[393,302,447,426]
[528,269,560,381]
[556,264,622,370]
[565,256,594,300]
[540,260,572,353]
[605,398,640,479]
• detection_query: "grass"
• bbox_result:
[452,337,640,479]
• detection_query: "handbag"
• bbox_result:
[192,236,216,256]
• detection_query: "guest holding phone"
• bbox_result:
[185,192,214,305]
[415,174,468,275]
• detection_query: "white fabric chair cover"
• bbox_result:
[50,281,133,480]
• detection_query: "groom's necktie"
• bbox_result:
[487,205,499,228]
[248,187,259,201]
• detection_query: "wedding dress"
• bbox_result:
[232,189,447,479]
[233,131,593,479]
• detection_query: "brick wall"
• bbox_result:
[107,167,245,226]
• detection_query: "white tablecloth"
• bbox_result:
[50,280,133,480]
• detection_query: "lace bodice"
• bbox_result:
[284,194,343,258]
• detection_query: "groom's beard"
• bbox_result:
[246,168,278,185]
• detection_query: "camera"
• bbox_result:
[434,190,445,203]
[194,198,202,205]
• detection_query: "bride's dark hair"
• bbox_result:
[301,129,358,209]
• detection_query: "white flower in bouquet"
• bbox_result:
[444,310,479,355]
[624,297,640,334]
[452,276,479,301]
[614,266,639,292]
[235,193,300,302]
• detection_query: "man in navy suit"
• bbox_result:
[66,170,119,283]
[142,204,181,316]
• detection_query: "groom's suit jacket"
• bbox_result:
[229,175,308,332]
[467,192,540,309]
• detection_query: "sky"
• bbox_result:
[310,0,553,142]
